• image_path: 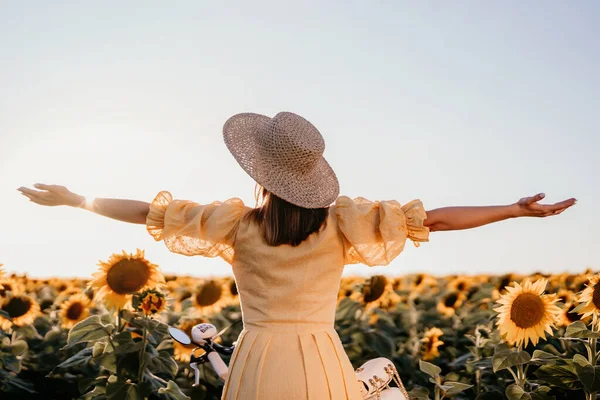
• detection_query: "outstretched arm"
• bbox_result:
[18,184,150,225]
[424,193,576,232]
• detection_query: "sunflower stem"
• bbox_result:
[116,308,122,332]
[507,367,519,385]
[515,344,526,388]
[138,315,148,383]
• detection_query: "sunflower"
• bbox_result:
[0,278,23,302]
[556,289,574,306]
[494,279,561,347]
[576,273,600,327]
[566,273,590,292]
[436,291,466,318]
[448,276,473,293]
[362,276,388,303]
[337,277,362,301]
[51,279,72,294]
[410,273,438,295]
[88,249,164,310]
[54,286,85,305]
[559,302,583,327]
[59,294,91,329]
[134,288,167,316]
[173,317,208,362]
[193,279,233,315]
[229,279,239,297]
[0,295,41,330]
[421,327,444,361]
[359,275,402,311]
[166,276,196,293]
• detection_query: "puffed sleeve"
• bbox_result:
[146,191,250,264]
[334,196,429,266]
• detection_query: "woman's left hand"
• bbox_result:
[513,193,576,218]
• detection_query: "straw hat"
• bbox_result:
[223,112,339,209]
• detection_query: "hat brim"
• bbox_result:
[223,113,339,209]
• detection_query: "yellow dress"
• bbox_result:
[147,192,429,400]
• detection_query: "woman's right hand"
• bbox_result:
[17,184,85,207]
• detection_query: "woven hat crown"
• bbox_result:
[256,112,325,171]
[223,111,339,208]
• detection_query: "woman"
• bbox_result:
[18,112,575,399]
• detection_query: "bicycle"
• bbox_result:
[168,323,410,399]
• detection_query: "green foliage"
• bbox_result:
[4,272,600,399]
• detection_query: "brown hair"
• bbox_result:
[246,185,329,246]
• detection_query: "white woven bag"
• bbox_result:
[355,357,410,400]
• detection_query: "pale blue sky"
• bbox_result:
[1,1,598,278]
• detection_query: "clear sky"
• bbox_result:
[1,1,598,279]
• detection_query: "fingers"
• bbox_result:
[542,198,577,213]
[17,187,45,196]
[17,186,53,206]
[19,191,50,206]
[525,193,545,204]
[536,199,577,217]
[33,183,54,191]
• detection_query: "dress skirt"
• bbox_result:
[221,322,363,400]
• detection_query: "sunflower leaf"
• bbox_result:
[9,339,28,357]
[505,384,553,400]
[570,302,587,314]
[97,353,117,374]
[492,343,531,372]
[157,380,191,400]
[0,369,36,393]
[66,315,112,348]
[573,354,600,392]
[529,350,563,365]
[147,351,178,377]
[534,363,582,390]
[565,321,600,339]
[419,359,441,378]
[407,386,430,400]
[54,347,93,370]
[106,380,140,400]
[128,317,169,346]
[443,381,473,395]
[335,298,361,322]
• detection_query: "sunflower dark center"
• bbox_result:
[425,337,435,352]
[559,295,568,303]
[415,275,424,286]
[230,281,238,296]
[444,293,458,307]
[592,285,600,310]
[363,276,387,303]
[510,293,545,329]
[67,302,84,320]
[179,291,192,302]
[567,303,582,322]
[40,299,54,310]
[457,282,467,291]
[106,259,151,294]
[195,281,222,307]
[0,283,13,297]
[2,296,32,318]
[499,276,511,289]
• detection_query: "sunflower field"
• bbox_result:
[0,251,598,400]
